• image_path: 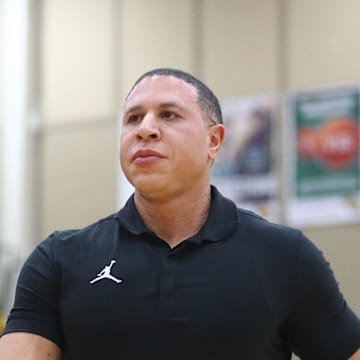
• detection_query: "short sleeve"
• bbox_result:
[289,232,360,360]
[2,233,64,347]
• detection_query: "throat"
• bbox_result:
[151,206,208,248]
[135,190,211,248]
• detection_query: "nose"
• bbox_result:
[136,113,161,140]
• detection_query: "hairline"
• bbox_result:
[125,68,223,125]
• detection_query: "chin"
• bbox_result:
[134,179,166,196]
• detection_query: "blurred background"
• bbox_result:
[0,0,359,345]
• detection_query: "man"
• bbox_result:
[0,68,360,359]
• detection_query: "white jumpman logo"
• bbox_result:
[90,260,122,284]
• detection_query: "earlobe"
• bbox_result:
[208,124,225,160]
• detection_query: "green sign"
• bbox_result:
[294,87,359,197]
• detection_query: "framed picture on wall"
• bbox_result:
[211,94,280,221]
[285,84,360,226]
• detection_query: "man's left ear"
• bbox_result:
[208,124,225,160]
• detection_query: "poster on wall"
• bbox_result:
[286,85,360,226]
[211,95,279,221]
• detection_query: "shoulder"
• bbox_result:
[231,207,327,278]
[235,207,303,251]
[40,212,120,248]
[30,212,121,269]
[50,211,120,242]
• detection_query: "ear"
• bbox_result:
[208,124,225,161]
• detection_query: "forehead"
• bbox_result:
[125,75,199,109]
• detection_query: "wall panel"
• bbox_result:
[40,124,118,238]
[287,0,360,88]
[42,0,116,122]
[121,0,195,95]
[202,0,280,96]
[0,2,4,236]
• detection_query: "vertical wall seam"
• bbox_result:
[277,0,289,224]
[192,0,204,79]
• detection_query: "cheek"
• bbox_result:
[120,130,132,152]
[119,136,131,166]
[179,135,209,164]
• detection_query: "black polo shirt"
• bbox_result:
[4,186,360,359]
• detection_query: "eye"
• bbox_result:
[127,113,143,123]
[160,110,178,120]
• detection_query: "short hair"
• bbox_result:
[126,68,223,124]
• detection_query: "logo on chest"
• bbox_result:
[90,259,123,284]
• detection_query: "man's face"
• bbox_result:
[120,75,223,199]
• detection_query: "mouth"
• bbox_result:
[132,149,165,165]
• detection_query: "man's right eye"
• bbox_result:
[127,114,142,123]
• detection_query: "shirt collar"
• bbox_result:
[116,185,239,243]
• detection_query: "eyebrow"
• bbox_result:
[124,102,187,116]
[123,105,142,116]
[159,102,187,112]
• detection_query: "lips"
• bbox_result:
[132,149,165,165]
[133,149,164,159]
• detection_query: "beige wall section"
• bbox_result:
[286,0,360,317]
[42,0,116,122]
[40,124,118,238]
[202,0,280,96]
[121,0,195,96]
[0,5,3,126]
[0,3,3,232]
[303,226,360,315]
[287,0,360,88]
[39,0,119,237]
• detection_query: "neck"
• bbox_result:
[134,185,212,248]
